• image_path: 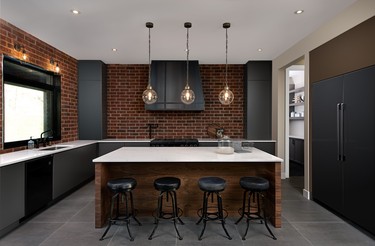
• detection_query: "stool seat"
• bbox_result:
[240,176,269,191]
[154,177,181,191]
[107,178,137,192]
[198,177,226,192]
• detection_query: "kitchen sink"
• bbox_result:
[38,145,72,151]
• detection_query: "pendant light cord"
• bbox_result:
[225,27,228,87]
[148,25,151,86]
[186,26,190,87]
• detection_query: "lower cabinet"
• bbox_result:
[98,142,125,156]
[0,162,25,235]
[289,138,304,164]
[53,144,97,199]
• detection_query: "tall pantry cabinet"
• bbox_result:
[312,65,375,235]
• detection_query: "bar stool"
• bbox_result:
[100,178,141,241]
[196,176,232,240]
[148,177,184,240]
[235,176,277,240]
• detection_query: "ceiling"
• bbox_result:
[0,0,357,64]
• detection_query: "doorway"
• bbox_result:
[285,64,305,187]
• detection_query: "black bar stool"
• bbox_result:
[100,178,141,241]
[148,177,184,240]
[235,176,277,240]
[196,176,232,240]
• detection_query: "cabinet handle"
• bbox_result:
[336,103,341,161]
[340,103,345,161]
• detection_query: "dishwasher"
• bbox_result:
[25,155,53,219]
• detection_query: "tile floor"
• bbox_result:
[0,177,374,246]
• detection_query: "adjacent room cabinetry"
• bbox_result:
[289,138,304,164]
[312,65,375,235]
[289,86,304,120]
[78,60,107,140]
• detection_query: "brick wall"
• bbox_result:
[107,64,244,139]
[0,19,78,153]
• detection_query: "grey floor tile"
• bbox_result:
[282,200,344,223]
[69,201,95,223]
[0,222,63,246]
[39,222,107,246]
[292,222,375,246]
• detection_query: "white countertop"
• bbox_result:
[93,147,283,163]
[0,140,96,167]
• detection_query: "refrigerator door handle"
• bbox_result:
[337,103,341,161]
[340,103,345,161]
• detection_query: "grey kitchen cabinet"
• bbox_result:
[98,142,125,156]
[244,61,272,140]
[78,60,107,140]
[289,138,304,164]
[53,144,97,199]
[0,162,25,235]
[312,65,375,235]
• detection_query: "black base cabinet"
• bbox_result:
[312,65,375,235]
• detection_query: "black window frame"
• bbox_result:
[2,55,61,149]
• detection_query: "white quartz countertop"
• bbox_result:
[0,140,96,167]
[93,147,283,163]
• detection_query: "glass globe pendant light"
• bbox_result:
[142,22,158,104]
[219,22,234,105]
[181,22,195,105]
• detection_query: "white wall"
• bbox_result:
[271,0,375,198]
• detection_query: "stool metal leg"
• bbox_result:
[217,192,232,240]
[148,192,163,240]
[235,190,247,224]
[261,193,277,240]
[171,191,183,240]
[129,191,142,226]
[198,192,209,240]
[240,190,277,241]
[100,193,119,241]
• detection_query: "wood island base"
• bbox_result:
[95,161,281,228]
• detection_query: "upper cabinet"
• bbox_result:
[78,60,107,140]
[145,60,205,111]
[244,61,272,140]
[289,86,304,120]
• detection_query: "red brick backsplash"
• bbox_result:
[0,19,78,153]
[107,64,244,139]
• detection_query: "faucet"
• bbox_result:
[147,124,158,139]
[40,129,53,147]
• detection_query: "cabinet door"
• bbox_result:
[289,138,295,161]
[294,139,304,164]
[342,66,375,234]
[312,76,344,213]
[53,144,97,199]
[0,163,25,231]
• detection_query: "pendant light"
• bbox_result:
[219,22,234,105]
[142,22,158,104]
[181,22,195,105]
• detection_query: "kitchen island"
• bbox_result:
[93,147,283,228]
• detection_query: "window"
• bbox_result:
[2,56,61,149]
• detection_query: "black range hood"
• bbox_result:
[145,60,205,111]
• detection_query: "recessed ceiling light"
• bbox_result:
[294,10,304,14]
[112,48,117,52]
[71,9,81,15]
[258,48,263,52]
